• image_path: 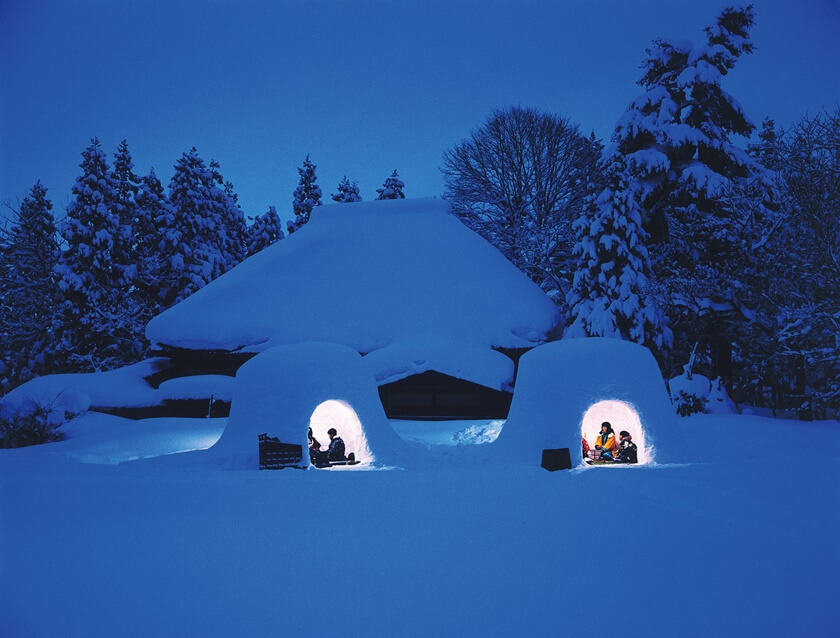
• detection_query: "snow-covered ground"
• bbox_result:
[1,412,837,637]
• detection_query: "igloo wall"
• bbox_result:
[493,338,679,465]
[207,342,410,469]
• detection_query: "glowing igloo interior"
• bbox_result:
[308,400,372,467]
[580,399,651,465]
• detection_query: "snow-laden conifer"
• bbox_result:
[248,206,285,256]
[134,168,168,318]
[0,181,60,389]
[604,5,778,379]
[111,139,139,230]
[53,138,143,371]
[287,155,322,234]
[208,159,248,271]
[376,170,405,200]
[566,156,671,353]
[158,149,246,307]
[332,176,362,203]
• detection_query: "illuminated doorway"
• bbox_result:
[580,400,651,465]
[308,400,372,467]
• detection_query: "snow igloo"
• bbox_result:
[206,342,410,469]
[494,338,679,466]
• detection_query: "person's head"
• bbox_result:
[601,421,613,435]
[327,428,337,439]
[619,430,631,440]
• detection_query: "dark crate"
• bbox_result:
[541,448,572,471]
[259,433,304,470]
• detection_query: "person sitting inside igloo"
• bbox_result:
[326,428,346,462]
[308,428,327,466]
[615,430,638,464]
[592,421,619,461]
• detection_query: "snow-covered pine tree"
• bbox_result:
[159,149,247,307]
[134,168,168,319]
[332,176,362,203]
[0,181,60,390]
[248,206,285,256]
[376,169,405,200]
[53,138,143,372]
[287,155,322,234]
[609,5,776,381]
[566,156,671,353]
[208,159,248,274]
[111,139,139,229]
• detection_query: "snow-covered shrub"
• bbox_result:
[669,370,711,417]
[672,390,707,417]
[0,393,83,448]
[706,377,737,414]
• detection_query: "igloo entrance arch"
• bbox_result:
[581,400,651,465]
[309,400,372,467]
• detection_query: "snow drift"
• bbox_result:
[494,338,679,465]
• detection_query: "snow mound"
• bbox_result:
[452,420,504,445]
[146,198,559,388]
[669,372,736,415]
[669,370,711,400]
[206,342,412,469]
[0,359,170,419]
[493,338,679,464]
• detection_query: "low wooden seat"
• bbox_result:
[258,433,304,470]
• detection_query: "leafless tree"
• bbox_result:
[441,106,603,304]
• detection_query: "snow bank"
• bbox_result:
[207,342,412,469]
[1,363,234,423]
[364,335,515,389]
[0,359,170,419]
[0,412,225,464]
[157,375,234,401]
[146,198,559,388]
[493,338,679,464]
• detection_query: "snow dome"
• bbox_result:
[493,338,679,465]
[206,342,411,469]
[145,198,560,391]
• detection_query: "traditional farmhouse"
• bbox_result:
[144,198,561,419]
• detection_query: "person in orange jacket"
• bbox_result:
[594,421,618,460]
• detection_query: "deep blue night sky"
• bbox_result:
[1,0,837,224]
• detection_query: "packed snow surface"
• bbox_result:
[1,413,836,636]
[145,199,560,388]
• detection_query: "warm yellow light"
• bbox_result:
[580,399,650,465]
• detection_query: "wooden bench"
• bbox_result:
[258,434,304,470]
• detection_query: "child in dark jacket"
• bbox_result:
[617,430,638,464]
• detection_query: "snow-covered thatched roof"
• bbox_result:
[146,199,560,389]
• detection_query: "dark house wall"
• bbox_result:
[378,370,512,420]
[121,347,527,421]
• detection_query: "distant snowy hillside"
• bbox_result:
[145,199,560,388]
